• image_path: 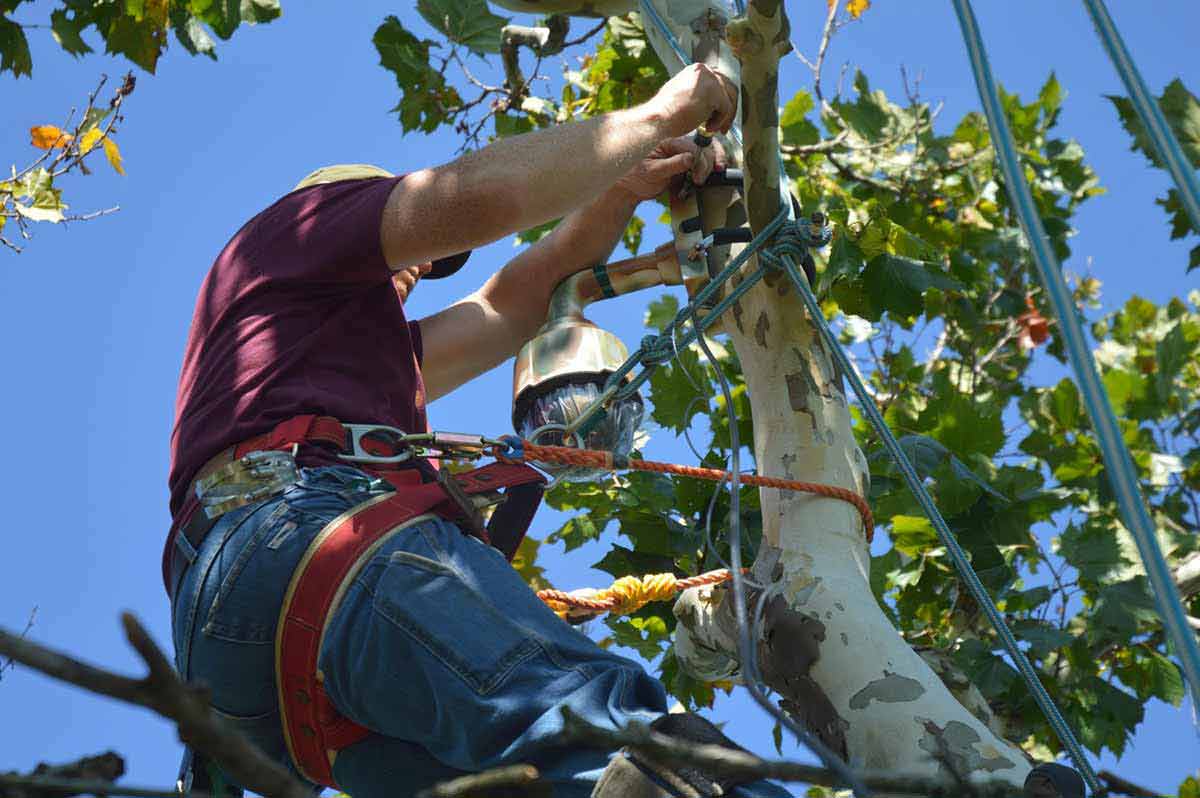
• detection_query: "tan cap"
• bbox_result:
[294,163,394,191]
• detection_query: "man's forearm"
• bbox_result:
[383,107,669,269]
[480,185,640,341]
[417,186,639,401]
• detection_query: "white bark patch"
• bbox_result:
[848,671,927,710]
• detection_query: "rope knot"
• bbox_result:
[637,334,673,368]
[606,573,677,615]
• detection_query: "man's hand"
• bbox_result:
[614,136,725,201]
[646,63,738,138]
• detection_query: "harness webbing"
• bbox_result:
[1082,0,1200,235]
[954,0,1200,784]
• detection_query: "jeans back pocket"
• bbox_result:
[371,548,542,696]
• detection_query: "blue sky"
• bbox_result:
[1,1,1197,794]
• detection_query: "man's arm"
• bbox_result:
[417,134,722,401]
[416,184,639,402]
[379,63,736,270]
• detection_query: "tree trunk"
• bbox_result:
[492,0,1034,785]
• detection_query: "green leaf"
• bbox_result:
[921,391,1005,459]
[170,9,216,58]
[890,515,936,557]
[548,513,601,551]
[1011,619,1072,656]
[240,0,281,25]
[644,293,680,333]
[1108,78,1200,170]
[375,16,458,134]
[1118,649,1185,706]
[1037,72,1064,125]
[1092,578,1160,638]
[103,12,167,73]
[0,13,32,77]
[781,89,819,147]
[820,228,864,293]
[862,254,961,320]
[417,0,508,55]
[592,543,674,579]
[1156,320,1192,401]
[50,8,93,56]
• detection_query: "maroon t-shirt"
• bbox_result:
[168,175,428,520]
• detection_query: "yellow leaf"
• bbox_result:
[103,137,125,175]
[30,125,72,150]
[846,0,870,18]
[79,127,104,155]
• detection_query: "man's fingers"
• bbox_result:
[659,135,700,158]
[652,151,696,180]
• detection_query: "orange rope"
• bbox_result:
[494,439,876,618]
[496,441,874,543]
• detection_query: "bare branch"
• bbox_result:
[1175,551,1200,599]
[417,765,548,798]
[0,774,214,798]
[0,615,311,798]
[0,606,36,680]
[559,707,1031,797]
[1098,769,1164,798]
[0,751,125,798]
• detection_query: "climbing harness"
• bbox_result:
[953,0,1200,783]
[167,414,547,790]
[276,461,545,788]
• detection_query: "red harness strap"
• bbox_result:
[275,461,546,788]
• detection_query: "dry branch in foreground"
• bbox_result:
[0,614,310,798]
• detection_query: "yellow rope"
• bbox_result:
[537,569,734,618]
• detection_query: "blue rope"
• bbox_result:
[1082,0,1200,236]
[954,0,1200,785]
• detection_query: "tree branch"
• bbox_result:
[559,708,1029,796]
[0,615,311,798]
[416,765,548,798]
[1175,551,1200,599]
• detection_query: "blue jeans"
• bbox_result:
[170,466,792,798]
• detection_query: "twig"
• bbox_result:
[1098,769,1164,798]
[0,751,125,798]
[0,606,36,680]
[0,614,311,798]
[417,765,548,798]
[562,19,606,48]
[0,775,217,798]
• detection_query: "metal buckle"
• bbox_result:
[195,449,299,519]
[339,424,421,464]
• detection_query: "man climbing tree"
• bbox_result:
[164,61,805,798]
[2,2,1197,797]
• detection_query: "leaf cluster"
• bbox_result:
[1,0,281,77]
[1108,79,1200,272]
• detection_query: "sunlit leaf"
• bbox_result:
[103,137,125,175]
[30,125,72,150]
